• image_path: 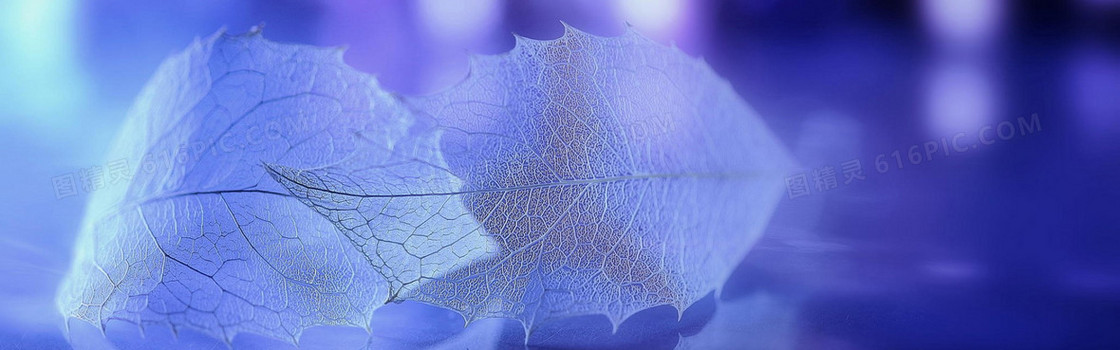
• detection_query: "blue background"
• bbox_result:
[1,0,1117,348]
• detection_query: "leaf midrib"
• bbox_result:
[268,166,768,199]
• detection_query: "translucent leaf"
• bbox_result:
[56,29,399,343]
[58,25,793,345]
[271,25,794,332]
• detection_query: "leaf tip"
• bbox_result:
[248,22,265,36]
[520,321,533,346]
[511,32,536,49]
[558,20,578,36]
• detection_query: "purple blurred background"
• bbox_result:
[1,0,1118,348]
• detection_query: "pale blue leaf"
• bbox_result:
[270,25,794,332]
[56,29,399,343]
[58,24,793,345]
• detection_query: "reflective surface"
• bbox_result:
[1,1,1117,348]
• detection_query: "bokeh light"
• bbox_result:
[920,0,1005,49]
[0,0,88,131]
[924,60,1000,137]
